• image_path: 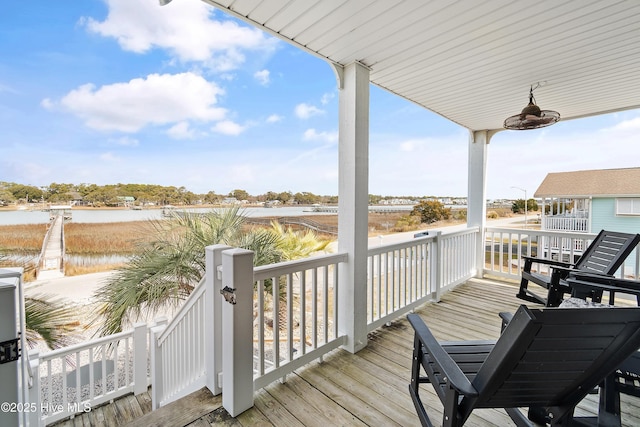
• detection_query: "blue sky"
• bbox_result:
[2,0,639,200]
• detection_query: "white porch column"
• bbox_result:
[337,61,370,353]
[0,271,20,427]
[221,248,254,417]
[467,130,496,278]
[0,269,25,427]
[205,244,231,396]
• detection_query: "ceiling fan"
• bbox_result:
[504,84,560,130]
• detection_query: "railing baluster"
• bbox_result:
[257,279,265,375]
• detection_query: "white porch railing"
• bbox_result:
[366,228,477,332]
[152,278,207,407]
[29,322,150,426]
[484,228,640,282]
[252,252,348,390]
[543,215,589,232]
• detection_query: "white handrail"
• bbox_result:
[35,323,150,426]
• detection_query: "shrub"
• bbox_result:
[411,200,451,224]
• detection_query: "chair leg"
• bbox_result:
[408,384,434,427]
[517,277,530,298]
[410,335,434,427]
[547,284,565,307]
[598,375,622,427]
[517,259,533,299]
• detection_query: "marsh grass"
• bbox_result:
[63,221,156,275]
[64,221,155,255]
[0,224,46,280]
[0,223,48,252]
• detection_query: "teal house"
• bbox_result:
[535,167,640,275]
[535,167,640,236]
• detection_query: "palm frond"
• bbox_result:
[91,208,336,336]
[24,295,79,349]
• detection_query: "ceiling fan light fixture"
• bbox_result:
[504,85,560,130]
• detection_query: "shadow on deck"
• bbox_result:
[53,278,640,426]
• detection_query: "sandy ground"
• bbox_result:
[25,271,115,304]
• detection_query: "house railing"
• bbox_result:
[252,252,348,390]
[151,277,207,408]
[366,227,477,332]
[484,228,640,282]
[28,322,150,426]
[147,246,350,413]
[543,215,589,232]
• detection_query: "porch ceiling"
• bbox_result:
[202,0,640,131]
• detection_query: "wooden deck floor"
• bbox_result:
[53,278,640,426]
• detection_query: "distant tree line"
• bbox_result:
[0,182,343,207]
[0,181,465,208]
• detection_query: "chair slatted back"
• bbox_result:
[472,305,640,409]
[574,230,640,275]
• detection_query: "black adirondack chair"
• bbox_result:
[408,305,640,427]
[566,273,640,423]
[516,230,640,306]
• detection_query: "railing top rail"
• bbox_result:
[368,226,479,256]
[40,328,135,360]
[253,252,348,281]
[368,235,435,256]
[485,227,597,240]
[440,226,479,238]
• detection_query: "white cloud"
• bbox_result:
[82,0,276,72]
[254,69,270,86]
[110,136,139,146]
[167,121,196,139]
[40,98,54,110]
[320,92,335,105]
[266,114,283,123]
[303,128,338,143]
[607,116,640,133]
[213,120,245,136]
[99,152,120,161]
[295,103,324,119]
[52,72,226,132]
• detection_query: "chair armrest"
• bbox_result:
[569,272,624,285]
[567,274,640,298]
[522,256,574,268]
[498,312,513,333]
[548,264,581,280]
[407,314,478,397]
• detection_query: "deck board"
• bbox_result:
[50,278,640,426]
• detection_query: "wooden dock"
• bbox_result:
[37,214,65,279]
[52,279,640,426]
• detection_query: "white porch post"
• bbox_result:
[150,317,168,410]
[205,244,231,396]
[132,322,148,395]
[467,130,495,278]
[0,269,21,427]
[337,61,370,354]
[221,248,254,417]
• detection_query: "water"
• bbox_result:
[0,206,334,226]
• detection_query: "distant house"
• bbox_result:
[66,191,85,206]
[535,167,640,235]
[117,196,135,208]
